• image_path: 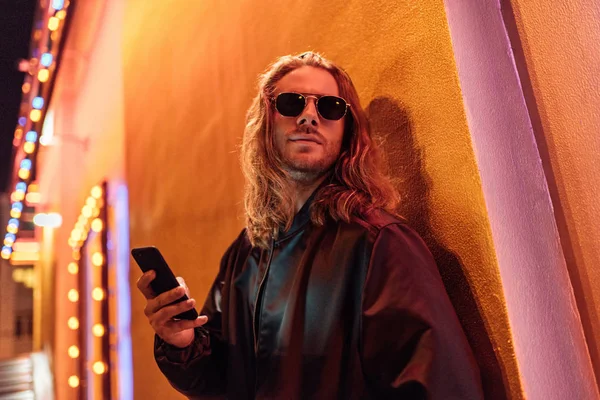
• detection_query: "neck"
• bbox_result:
[292,175,328,212]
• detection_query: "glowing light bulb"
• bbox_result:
[10,209,21,218]
[91,287,104,301]
[68,375,79,388]
[30,109,41,122]
[18,169,30,179]
[92,361,106,375]
[26,131,37,142]
[70,229,82,241]
[67,262,78,274]
[20,159,31,170]
[92,252,103,267]
[24,142,35,154]
[67,289,79,302]
[40,53,53,67]
[38,69,49,82]
[82,205,92,218]
[86,197,97,208]
[48,17,59,31]
[52,0,65,11]
[32,97,44,110]
[7,226,18,234]
[91,185,102,199]
[91,218,103,232]
[92,324,105,337]
[68,345,79,358]
[67,317,79,330]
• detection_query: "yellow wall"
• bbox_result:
[509,0,600,384]
[122,1,521,398]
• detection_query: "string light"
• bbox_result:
[40,53,53,67]
[91,218,103,232]
[67,289,79,302]
[82,205,92,218]
[92,361,106,375]
[91,287,104,301]
[52,0,65,11]
[67,317,79,330]
[38,69,49,82]
[24,142,35,154]
[68,345,79,358]
[48,17,60,32]
[91,185,103,199]
[18,169,30,179]
[4,9,76,386]
[67,262,78,274]
[92,252,103,267]
[30,109,41,122]
[32,97,44,109]
[92,324,105,337]
[26,131,38,142]
[1,247,11,260]
[65,183,108,394]
[68,375,79,388]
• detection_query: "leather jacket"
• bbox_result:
[154,194,484,399]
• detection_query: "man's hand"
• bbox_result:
[137,271,208,348]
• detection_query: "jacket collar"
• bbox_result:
[277,177,331,241]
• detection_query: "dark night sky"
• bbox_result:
[0,0,37,193]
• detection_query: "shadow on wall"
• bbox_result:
[366,97,508,400]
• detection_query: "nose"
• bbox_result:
[296,97,319,128]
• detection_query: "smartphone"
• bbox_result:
[131,246,199,320]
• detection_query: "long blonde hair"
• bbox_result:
[241,51,399,248]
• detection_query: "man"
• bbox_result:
[137,52,484,399]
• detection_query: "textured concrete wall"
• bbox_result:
[122,1,520,398]
[506,0,600,388]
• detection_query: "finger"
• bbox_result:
[153,298,196,323]
[146,286,186,315]
[136,270,157,299]
[165,316,208,333]
[176,277,190,298]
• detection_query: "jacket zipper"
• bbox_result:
[253,237,275,353]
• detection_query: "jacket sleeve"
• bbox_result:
[154,237,240,398]
[360,223,484,400]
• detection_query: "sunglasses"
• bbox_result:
[274,92,350,121]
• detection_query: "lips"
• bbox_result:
[288,135,322,144]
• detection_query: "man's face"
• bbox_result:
[272,66,345,183]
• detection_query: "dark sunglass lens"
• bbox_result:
[318,96,347,120]
[276,93,305,117]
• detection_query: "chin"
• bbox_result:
[283,157,335,182]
